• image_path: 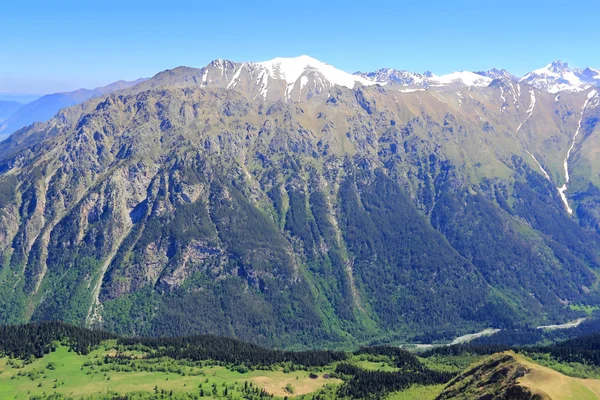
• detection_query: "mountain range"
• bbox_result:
[355,60,600,93]
[0,79,146,141]
[1,55,600,348]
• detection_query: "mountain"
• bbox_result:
[355,68,493,88]
[475,68,516,81]
[520,61,600,93]
[354,68,426,86]
[426,71,493,87]
[134,56,378,103]
[1,56,600,348]
[0,79,147,137]
[358,62,600,94]
[0,101,25,142]
[0,94,40,103]
[0,100,23,123]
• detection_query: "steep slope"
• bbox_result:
[1,58,600,347]
[0,79,146,137]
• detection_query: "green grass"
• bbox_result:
[568,304,600,317]
[419,354,485,374]
[527,352,600,379]
[385,384,446,400]
[353,360,399,372]
[0,346,340,399]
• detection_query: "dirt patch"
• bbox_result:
[250,374,341,397]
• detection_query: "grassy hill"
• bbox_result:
[438,351,600,400]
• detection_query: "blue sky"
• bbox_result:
[1,0,599,95]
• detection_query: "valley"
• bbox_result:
[4,1,600,398]
[2,323,600,399]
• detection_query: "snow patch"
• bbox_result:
[517,90,536,132]
[257,55,378,90]
[557,92,595,214]
[428,71,493,87]
[227,63,246,89]
[526,151,551,181]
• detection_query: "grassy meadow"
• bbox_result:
[0,346,341,399]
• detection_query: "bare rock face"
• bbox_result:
[0,63,599,347]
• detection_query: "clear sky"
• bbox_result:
[1,0,599,95]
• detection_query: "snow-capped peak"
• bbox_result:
[257,55,378,89]
[475,68,516,81]
[428,71,493,87]
[356,68,492,88]
[354,68,425,86]
[519,61,598,93]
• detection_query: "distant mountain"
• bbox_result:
[427,71,493,87]
[0,79,147,137]
[358,62,600,93]
[474,68,516,81]
[519,60,600,93]
[0,101,25,141]
[0,94,40,104]
[354,68,426,86]
[0,100,23,123]
[356,68,493,88]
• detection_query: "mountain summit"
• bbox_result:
[520,60,600,93]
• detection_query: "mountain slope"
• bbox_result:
[1,57,600,347]
[0,79,146,137]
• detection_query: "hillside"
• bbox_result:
[438,352,600,400]
[1,56,600,347]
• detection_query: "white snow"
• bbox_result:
[476,110,486,122]
[526,151,551,181]
[429,93,444,103]
[499,86,506,111]
[227,63,246,89]
[508,82,518,105]
[300,75,308,90]
[255,70,270,100]
[427,71,492,87]
[257,55,378,90]
[520,62,593,93]
[517,90,536,132]
[557,91,595,214]
[400,88,425,93]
